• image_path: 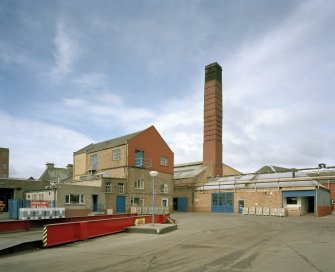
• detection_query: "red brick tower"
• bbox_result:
[203,63,223,176]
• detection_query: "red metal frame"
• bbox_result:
[0,213,135,233]
[43,214,167,247]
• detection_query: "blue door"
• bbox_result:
[116,196,126,213]
[8,199,29,219]
[212,193,234,213]
[223,192,234,213]
[212,193,224,212]
[8,199,19,219]
[92,195,98,212]
[177,198,188,212]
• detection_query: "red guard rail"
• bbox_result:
[0,213,135,233]
[43,214,167,247]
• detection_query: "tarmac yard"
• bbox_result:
[0,212,334,272]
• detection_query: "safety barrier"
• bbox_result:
[0,213,137,233]
[43,214,167,247]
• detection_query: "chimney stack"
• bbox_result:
[203,62,223,176]
[46,162,55,169]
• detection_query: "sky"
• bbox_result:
[0,0,334,178]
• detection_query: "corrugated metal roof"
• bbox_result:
[174,162,207,179]
[74,129,144,155]
[198,171,321,191]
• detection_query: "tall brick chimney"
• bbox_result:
[203,62,223,176]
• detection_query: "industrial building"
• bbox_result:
[1,63,333,219]
[173,62,333,216]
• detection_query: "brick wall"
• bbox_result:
[194,190,283,214]
[127,168,173,212]
[235,191,282,213]
[194,191,211,212]
[317,205,333,217]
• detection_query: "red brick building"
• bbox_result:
[0,147,9,178]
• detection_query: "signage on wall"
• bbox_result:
[30,201,49,208]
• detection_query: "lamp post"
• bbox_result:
[150,170,158,226]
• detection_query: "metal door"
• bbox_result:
[92,195,98,212]
[116,196,126,213]
[212,193,234,213]
[177,198,188,212]
[238,200,244,214]
[211,193,224,212]
[223,193,234,213]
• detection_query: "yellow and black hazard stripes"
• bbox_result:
[43,226,48,247]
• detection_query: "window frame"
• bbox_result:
[105,182,112,193]
[287,197,298,205]
[131,197,144,207]
[161,198,168,207]
[134,179,144,189]
[118,183,125,194]
[65,194,85,205]
[112,149,121,161]
[160,184,168,194]
[91,154,98,170]
[160,156,168,166]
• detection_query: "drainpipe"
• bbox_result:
[315,187,318,217]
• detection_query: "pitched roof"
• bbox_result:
[174,161,241,179]
[39,167,71,182]
[174,161,207,179]
[74,129,144,155]
[255,165,296,174]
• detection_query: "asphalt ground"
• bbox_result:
[0,212,334,272]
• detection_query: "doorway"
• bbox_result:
[238,200,244,214]
[92,195,98,212]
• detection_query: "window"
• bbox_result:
[135,150,144,167]
[160,156,168,166]
[105,182,112,193]
[131,197,144,207]
[160,184,168,194]
[65,194,85,205]
[287,197,298,205]
[118,183,125,194]
[32,194,37,201]
[161,198,168,207]
[134,179,144,189]
[38,194,44,200]
[112,149,121,161]
[91,154,98,170]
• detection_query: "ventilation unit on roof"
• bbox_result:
[318,163,326,169]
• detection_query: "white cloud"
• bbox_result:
[219,0,335,171]
[0,111,93,178]
[49,18,82,81]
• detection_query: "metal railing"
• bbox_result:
[134,158,152,169]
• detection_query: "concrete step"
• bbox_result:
[126,224,177,235]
